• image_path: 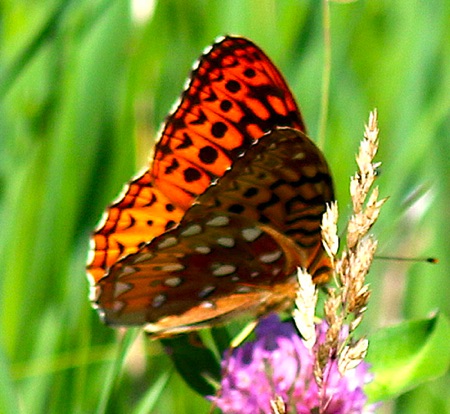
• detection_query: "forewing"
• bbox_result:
[87,36,304,282]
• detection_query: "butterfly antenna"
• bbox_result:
[375,256,438,264]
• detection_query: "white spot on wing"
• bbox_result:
[157,236,178,250]
[94,210,110,232]
[272,267,281,276]
[236,286,252,294]
[164,277,183,287]
[217,237,235,248]
[167,96,183,119]
[212,264,236,277]
[133,252,154,264]
[200,301,215,309]
[180,224,202,237]
[118,266,137,278]
[202,40,215,57]
[152,294,167,308]
[293,151,306,160]
[206,215,230,227]
[160,263,185,272]
[112,300,125,312]
[242,227,263,242]
[86,268,97,287]
[87,241,96,265]
[259,250,283,264]
[89,285,101,302]
[130,166,149,182]
[198,285,216,298]
[114,282,133,298]
[194,245,211,254]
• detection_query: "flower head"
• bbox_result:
[211,315,375,414]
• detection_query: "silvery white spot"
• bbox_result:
[206,215,230,227]
[236,151,245,160]
[130,166,148,182]
[200,300,215,309]
[133,252,154,264]
[157,236,178,249]
[242,227,263,242]
[118,266,137,278]
[87,241,96,263]
[214,34,226,45]
[217,236,235,248]
[198,285,216,298]
[272,267,281,276]
[112,300,125,312]
[190,58,201,74]
[167,96,183,119]
[180,224,202,237]
[86,268,96,287]
[89,285,101,302]
[202,41,215,58]
[164,277,183,287]
[293,151,306,160]
[94,210,110,231]
[250,271,260,278]
[212,264,236,277]
[231,276,240,282]
[110,183,132,207]
[182,77,192,92]
[194,245,211,254]
[259,250,283,264]
[90,301,100,311]
[160,263,185,272]
[152,294,167,308]
[97,308,106,322]
[235,286,252,294]
[114,282,133,298]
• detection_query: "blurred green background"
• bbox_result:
[0,0,448,413]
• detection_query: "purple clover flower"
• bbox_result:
[210,314,375,414]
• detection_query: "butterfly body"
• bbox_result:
[87,37,334,338]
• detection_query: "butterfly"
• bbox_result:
[87,36,334,338]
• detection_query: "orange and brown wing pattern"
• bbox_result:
[87,36,304,283]
[88,37,335,337]
[151,36,305,207]
[93,129,333,336]
[193,127,334,281]
[95,212,303,334]
[87,172,185,283]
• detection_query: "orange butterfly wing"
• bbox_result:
[93,128,333,336]
[87,36,305,284]
[88,175,185,283]
[151,36,305,206]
